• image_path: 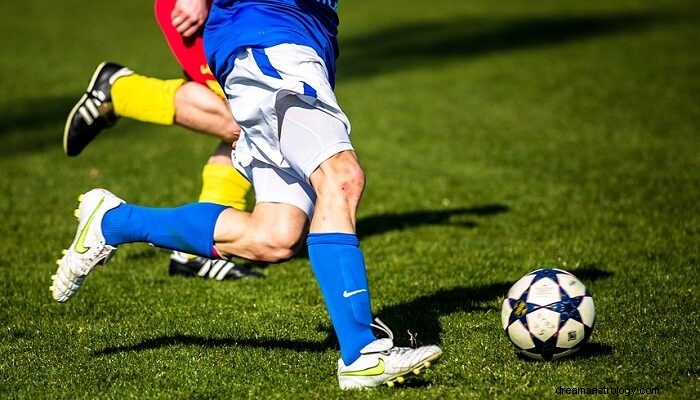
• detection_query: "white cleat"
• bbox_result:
[51,188,124,302]
[337,318,442,389]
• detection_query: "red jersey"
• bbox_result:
[154,0,224,96]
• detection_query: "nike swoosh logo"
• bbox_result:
[342,289,367,298]
[339,359,385,377]
[74,198,104,254]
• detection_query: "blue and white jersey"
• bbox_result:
[204,0,340,87]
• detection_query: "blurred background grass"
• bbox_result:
[0,0,698,398]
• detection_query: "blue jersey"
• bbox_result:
[204,0,340,87]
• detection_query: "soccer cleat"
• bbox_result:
[51,188,124,302]
[337,318,442,389]
[168,252,264,280]
[63,62,133,156]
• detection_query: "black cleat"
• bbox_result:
[168,252,265,280]
[63,62,133,156]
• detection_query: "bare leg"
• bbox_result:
[206,141,234,165]
[213,202,309,262]
[309,151,364,233]
[174,81,240,143]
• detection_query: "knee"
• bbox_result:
[218,120,241,143]
[219,124,241,143]
[314,153,366,202]
[341,170,365,206]
[341,163,366,200]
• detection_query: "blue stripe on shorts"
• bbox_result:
[252,48,282,79]
[302,82,317,98]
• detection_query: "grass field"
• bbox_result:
[1,0,698,398]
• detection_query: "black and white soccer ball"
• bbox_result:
[501,268,595,360]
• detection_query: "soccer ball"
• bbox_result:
[501,268,595,360]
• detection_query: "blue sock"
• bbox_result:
[307,232,376,365]
[101,202,227,258]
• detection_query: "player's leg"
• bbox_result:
[63,63,252,216]
[277,95,442,389]
[63,63,256,279]
[167,93,258,279]
[168,144,261,280]
[52,130,313,300]
[51,187,308,303]
[64,63,238,156]
[276,97,374,363]
[210,159,315,260]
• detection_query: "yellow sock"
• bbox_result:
[111,74,184,125]
[199,164,252,211]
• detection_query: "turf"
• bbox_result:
[0,0,698,398]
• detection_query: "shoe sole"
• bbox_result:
[384,351,443,388]
[63,61,109,156]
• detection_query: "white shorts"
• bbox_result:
[222,44,353,218]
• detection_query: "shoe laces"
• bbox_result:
[370,318,410,356]
[370,318,394,341]
[383,346,414,357]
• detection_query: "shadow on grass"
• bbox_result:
[565,264,613,282]
[338,12,670,81]
[93,265,611,358]
[0,95,74,158]
[374,264,613,346]
[567,342,613,359]
[94,333,335,357]
[514,342,613,361]
[285,204,509,260]
[357,204,508,240]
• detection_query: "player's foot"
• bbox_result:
[63,61,133,156]
[337,318,442,389]
[168,252,264,280]
[51,188,124,302]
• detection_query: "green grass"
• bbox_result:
[1,0,698,398]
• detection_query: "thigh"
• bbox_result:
[243,159,317,219]
[221,44,352,174]
[276,94,354,182]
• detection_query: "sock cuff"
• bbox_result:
[112,75,184,125]
[186,203,228,258]
[307,232,359,247]
[201,163,239,178]
[199,163,251,210]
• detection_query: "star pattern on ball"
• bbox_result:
[502,268,596,361]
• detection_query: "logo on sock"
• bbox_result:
[342,289,367,298]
